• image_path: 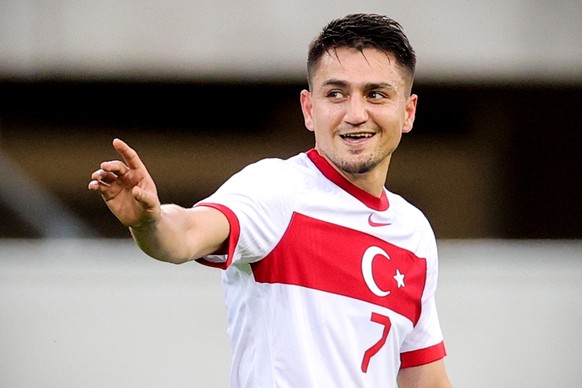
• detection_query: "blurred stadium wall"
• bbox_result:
[0,1,581,239]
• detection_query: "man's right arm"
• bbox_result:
[129,203,230,264]
[88,138,230,264]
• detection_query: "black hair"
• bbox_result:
[307,13,416,88]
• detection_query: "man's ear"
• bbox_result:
[403,94,418,133]
[300,89,315,132]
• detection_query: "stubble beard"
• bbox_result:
[331,150,382,174]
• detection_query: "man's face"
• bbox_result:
[300,47,417,179]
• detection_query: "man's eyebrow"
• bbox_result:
[321,79,397,91]
[365,82,397,91]
[321,79,348,88]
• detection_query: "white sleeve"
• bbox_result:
[197,158,301,265]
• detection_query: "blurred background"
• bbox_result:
[0,1,581,387]
[1,0,580,239]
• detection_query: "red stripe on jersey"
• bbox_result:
[251,212,427,325]
[400,341,447,368]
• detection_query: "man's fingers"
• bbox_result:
[99,160,129,176]
[112,138,147,171]
[91,169,118,184]
[87,180,100,191]
[87,178,117,200]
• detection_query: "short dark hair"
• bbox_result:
[307,13,416,89]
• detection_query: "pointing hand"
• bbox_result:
[88,138,161,228]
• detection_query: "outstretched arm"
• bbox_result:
[88,138,229,263]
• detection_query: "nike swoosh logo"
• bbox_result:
[368,213,391,227]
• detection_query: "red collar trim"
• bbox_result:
[305,149,389,211]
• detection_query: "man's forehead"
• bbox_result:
[312,48,405,87]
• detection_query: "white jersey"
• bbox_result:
[195,149,446,388]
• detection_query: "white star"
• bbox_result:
[394,269,405,288]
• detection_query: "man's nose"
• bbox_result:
[344,96,369,125]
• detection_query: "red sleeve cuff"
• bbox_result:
[193,202,240,270]
[400,341,447,368]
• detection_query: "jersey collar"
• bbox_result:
[306,148,389,211]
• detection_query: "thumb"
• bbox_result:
[131,186,160,213]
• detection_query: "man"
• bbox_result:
[89,13,452,387]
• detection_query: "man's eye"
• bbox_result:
[327,90,345,99]
[368,91,386,100]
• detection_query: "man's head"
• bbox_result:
[307,13,416,94]
[300,13,418,188]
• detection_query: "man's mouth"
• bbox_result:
[340,133,375,140]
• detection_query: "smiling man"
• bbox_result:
[301,45,417,196]
[89,13,452,388]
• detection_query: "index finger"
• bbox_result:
[112,138,146,171]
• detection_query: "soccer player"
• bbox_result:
[88,13,452,387]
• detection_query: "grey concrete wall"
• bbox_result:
[1,239,581,387]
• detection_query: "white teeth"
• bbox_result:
[341,133,373,138]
